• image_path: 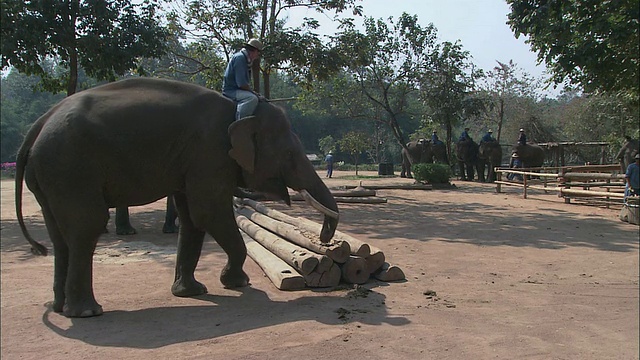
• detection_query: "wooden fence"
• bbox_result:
[494,164,628,207]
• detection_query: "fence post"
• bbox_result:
[523,173,528,199]
[496,169,502,193]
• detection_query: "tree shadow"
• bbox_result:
[41,286,408,349]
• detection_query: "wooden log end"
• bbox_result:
[340,256,369,284]
[373,262,406,282]
[365,251,386,274]
[325,240,351,264]
[305,263,341,288]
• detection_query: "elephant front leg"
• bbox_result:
[115,206,137,235]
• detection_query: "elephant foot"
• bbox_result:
[116,225,137,235]
[162,223,179,234]
[171,278,208,297]
[220,264,250,289]
[63,300,104,318]
[51,299,64,313]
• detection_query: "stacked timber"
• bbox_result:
[234,198,405,290]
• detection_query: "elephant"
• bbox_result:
[400,138,449,178]
[478,140,503,182]
[456,138,483,181]
[114,195,178,235]
[616,138,639,173]
[511,143,545,168]
[15,77,339,318]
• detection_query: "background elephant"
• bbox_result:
[456,139,483,181]
[15,77,338,318]
[478,141,503,182]
[115,195,178,235]
[511,143,545,168]
[400,138,448,178]
[616,138,639,172]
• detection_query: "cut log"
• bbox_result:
[290,196,387,204]
[241,232,305,291]
[235,206,349,263]
[344,184,432,190]
[289,189,377,199]
[236,199,351,263]
[304,263,341,287]
[235,214,319,275]
[365,249,386,274]
[373,262,406,282]
[340,256,369,284]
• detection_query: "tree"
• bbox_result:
[477,60,545,143]
[338,131,369,176]
[506,0,639,95]
[419,40,484,160]
[318,135,336,155]
[167,0,362,97]
[1,0,169,95]
[303,14,437,152]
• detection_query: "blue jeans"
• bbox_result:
[228,90,259,120]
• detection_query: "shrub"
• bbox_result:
[1,162,16,179]
[412,163,451,184]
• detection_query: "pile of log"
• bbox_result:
[289,185,388,204]
[234,198,405,290]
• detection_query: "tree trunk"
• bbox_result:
[340,256,369,284]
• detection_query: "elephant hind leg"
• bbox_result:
[171,192,208,297]
[47,194,108,317]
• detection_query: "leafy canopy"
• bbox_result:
[506,0,639,95]
[1,0,169,94]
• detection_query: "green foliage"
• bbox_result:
[1,0,169,95]
[507,0,639,95]
[167,0,362,97]
[318,136,336,155]
[338,131,369,174]
[412,163,451,184]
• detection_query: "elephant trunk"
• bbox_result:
[300,182,339,243]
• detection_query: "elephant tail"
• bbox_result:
[15,114,50,256]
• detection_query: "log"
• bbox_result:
[237,199,351,263]
[365,249,386,274]
[344,183,433,190]
[304,263,341,287]
[340,256,369,284]
[290,195,387,204]
[236,206,340,266]
[235,214,319,275]
[562,172,626,181]
[559,188,626,199]
[373,262,406,282]
[241,232,305,291]
[289,189,377,199]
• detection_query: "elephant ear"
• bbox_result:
[228,116,260,173]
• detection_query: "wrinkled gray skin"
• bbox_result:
[511,143,545,168]
[456,139,483,181]
[400,139,448,178]
[616,139,639,172]
[478,141,503,182]
[15,78,339,318]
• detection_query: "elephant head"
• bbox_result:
[511,143,545,168]
[616,138,639,172]
[228,104,338,242]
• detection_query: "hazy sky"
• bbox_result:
[287,0,561,96]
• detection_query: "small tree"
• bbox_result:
[318,135,336,155]
[338,131,369,176]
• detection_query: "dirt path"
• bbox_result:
[1,172,638,359]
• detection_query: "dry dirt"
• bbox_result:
[1,171,639,360]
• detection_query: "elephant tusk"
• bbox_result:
[298,190,339,220]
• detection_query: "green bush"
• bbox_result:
[412,163,451,184]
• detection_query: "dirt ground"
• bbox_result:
[1,171,638,360]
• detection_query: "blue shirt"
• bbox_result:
[325,154,334,164]
[222,50,251,97]
[459,131,470,141]
[626,162,640,190]
[481,133,494,142]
